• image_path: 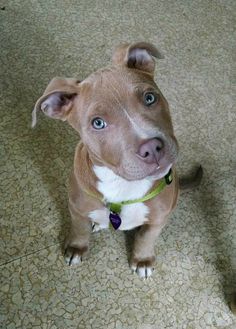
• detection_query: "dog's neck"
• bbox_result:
[93,165,154,203]
[74,142,157,203]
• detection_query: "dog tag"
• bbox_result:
[109,212,121,230]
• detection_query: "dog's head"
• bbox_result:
[33,42,178,180]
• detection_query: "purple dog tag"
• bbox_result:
[109,212,122,230]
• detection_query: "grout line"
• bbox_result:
[0,240,63,267]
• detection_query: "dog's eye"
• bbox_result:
[144,92,157,106]
[92,117,107,130]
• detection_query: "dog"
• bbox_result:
[32,42,201,278]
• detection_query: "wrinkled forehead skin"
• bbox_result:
[69,66,174,137]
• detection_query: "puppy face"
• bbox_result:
[33,42,178,180]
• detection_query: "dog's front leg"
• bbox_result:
[130,223,164,278]
[64,199,92,266]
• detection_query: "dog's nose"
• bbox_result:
[137,138,163,165]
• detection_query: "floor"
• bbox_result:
[0,0,236,328]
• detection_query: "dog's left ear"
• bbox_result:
[112,42,163,75]
[32,77,80,127]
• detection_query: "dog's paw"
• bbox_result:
[92,222,103,232]
[130,257,155,279]
[64,246,88,266]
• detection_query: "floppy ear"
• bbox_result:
[32,77,80,128]
[112,42,163,75]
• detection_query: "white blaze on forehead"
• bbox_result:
[121,107,159,139]
[103,75,159,139]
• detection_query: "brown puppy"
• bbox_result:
[33,42,180,278]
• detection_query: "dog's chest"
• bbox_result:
[88,166,153,230]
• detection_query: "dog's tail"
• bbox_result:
[230,292,236,314]
[179,165,203,191]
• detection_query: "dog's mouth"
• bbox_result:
[146,161,173,180]
[118,160,174,181]
[118,136,178,181]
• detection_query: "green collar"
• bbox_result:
[84,169,173,213]
[108,169,173,214]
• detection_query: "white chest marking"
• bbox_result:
[88,166,153,231]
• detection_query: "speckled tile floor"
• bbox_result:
[0,1,236,328]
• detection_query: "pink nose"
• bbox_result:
[137,138,163,164]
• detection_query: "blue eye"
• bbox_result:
[92,117,107,130]
[144,92,157,106]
